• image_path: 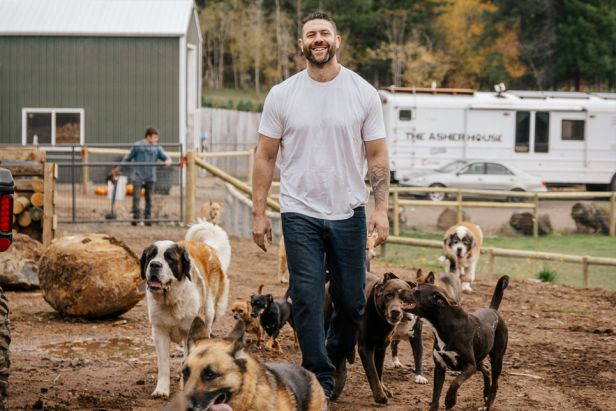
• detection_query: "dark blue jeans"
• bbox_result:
[131,180,154,220]
[282,207,367,397]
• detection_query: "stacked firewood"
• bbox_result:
[12,178,45,242]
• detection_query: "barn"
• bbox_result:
[0,0,202,149]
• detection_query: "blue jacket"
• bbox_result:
[121,140,170,182]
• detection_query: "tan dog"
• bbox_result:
[200,200,223,225]
[365,231,378,272]
[165,318,325,411]
[140,221,231,399]
[440,221,483,293]
[231,299,264,348]
[414,269,462,304]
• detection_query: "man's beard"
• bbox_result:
[301,44,336,67]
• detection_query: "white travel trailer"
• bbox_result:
[379,87,616,190]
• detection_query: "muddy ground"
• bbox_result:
[6,223,616,410]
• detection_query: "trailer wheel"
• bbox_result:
[0,286,9,410]
[428,184,447,202]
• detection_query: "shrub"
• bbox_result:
[202,98,214,107]
[537,266,557,283]
[236,100,254,112]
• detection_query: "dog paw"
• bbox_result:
[151,388,170,399]
[391,358,405,368]
[383,386,393,398]
[414,374,428,384]
[444,392,457,409]
[374,393,389,404]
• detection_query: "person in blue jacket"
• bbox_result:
[118,127,171,225]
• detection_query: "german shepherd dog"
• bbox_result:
[401,276,509,411]
[164,318,325,411]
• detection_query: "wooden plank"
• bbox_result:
[0,147,46,162]
[185,152,196,225]
[14,178,43,192]
[0,162,44,176]
[43,162,56,248]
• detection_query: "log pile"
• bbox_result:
[0,147,55,246]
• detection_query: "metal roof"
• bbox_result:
[508,90,591,99]
[0,0,194,37]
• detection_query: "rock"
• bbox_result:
[0,233,44,289]
[436,208,470,230]
[509,212,553,236]
[38,234,144,319]
[571,202,609,234]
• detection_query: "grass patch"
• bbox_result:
[202,88,268,112]
[382,230,616,290]
[537,266,557,283]
[539,305,587,314]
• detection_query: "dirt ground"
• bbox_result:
[6,223,616,410]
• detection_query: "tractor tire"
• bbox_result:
[0,287,9,410]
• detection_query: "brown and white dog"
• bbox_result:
[140,220,231,399]
[440,221,482,293]
[199,200,223,225]
[231,299,264,348]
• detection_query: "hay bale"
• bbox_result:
[437,208,470,230]
[509,212,553,236]
[38,234,144,318]
[0,233,44,289]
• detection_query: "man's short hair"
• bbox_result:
[301,11,337,35]
[145,127,159,138]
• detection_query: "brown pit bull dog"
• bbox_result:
[401,275,509,411]
[357,272,416,404]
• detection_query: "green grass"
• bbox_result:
[380,230,616,290]
[202,88,268,112]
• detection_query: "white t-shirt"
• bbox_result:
[258,66,386,220]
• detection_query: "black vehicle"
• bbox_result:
[0,168,14,410]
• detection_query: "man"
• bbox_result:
[119,127,171,226]
[251,11,390,404]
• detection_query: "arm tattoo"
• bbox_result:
[369,165,390,207]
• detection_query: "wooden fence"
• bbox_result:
[389,186,616,237]
[384,235,616,288]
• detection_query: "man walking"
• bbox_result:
[251,11,390,404]
[119,127,171,225]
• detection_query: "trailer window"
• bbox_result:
[561,120,584,141]
[534,111,549,153]
[399,109,412,121]
[515,111,530,152]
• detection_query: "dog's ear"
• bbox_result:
[179,245,191,281]
[425,271,435,284]
[187,316,209,353]
[226,319,246,343]
[227,320,247,369]
[431,290,450,307]
[139,245,155,280]
[383,272,398,282]
[416,268,423,278]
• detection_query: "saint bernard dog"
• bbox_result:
[440,221,482,293]
[140,219,231,399]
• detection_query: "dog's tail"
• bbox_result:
[257,284,264,294]
[185,218,231,273]
[489,275,509,310]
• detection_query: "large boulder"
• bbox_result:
[0,233,44,289]
[571,202,609,234]
[509,212,553,236]
[38,234,144,318]
[437,208,470,230]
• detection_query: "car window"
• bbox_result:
[486,163,512,175]
[460,163,485,175]
[436,160,467,173]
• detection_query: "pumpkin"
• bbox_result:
[94,186,108,196]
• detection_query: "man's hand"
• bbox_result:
[368,207,389,247]
[252,212,272,252]
[164,159,172,167]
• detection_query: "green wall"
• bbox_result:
[0,36,179,145]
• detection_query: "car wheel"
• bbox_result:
[0,286,9,409]
[508,188,525,202]
[428,184,446,202]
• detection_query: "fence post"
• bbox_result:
[610,192,615,237]
[582,256,589,288]
[533,193,539,237]
[247,146,255,184]
[488,248,495,274]
[185,151,196,225]
[393,188,400,236]
[456,190,463,223]
[81,146,89,194]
